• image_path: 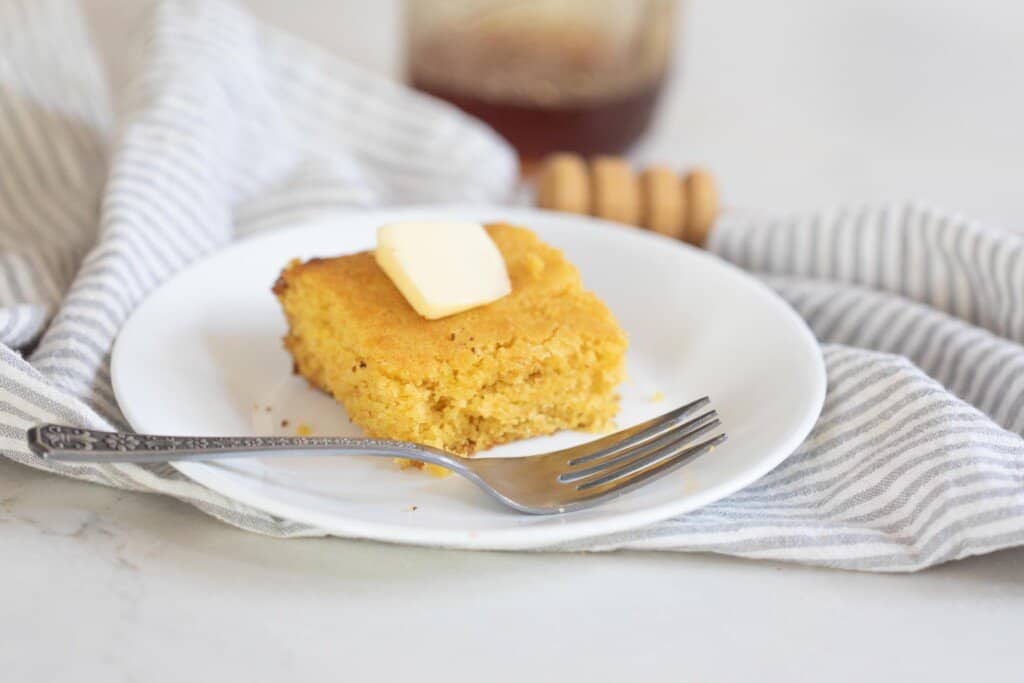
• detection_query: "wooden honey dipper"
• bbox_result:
[536,153,718,246]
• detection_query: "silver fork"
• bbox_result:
[26,397,725,514]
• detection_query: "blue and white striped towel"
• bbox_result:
[1,0,1022,571]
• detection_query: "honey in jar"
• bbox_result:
[406,0,676,162]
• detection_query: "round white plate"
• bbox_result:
[112,205,825,550]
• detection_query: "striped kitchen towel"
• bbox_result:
[1,0,1022,571]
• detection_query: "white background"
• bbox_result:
[3,2,1022,682]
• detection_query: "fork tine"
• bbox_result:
[559,410,718,483]
[574,433,727,502]
[574,419,723,490]
[565,396,710,466]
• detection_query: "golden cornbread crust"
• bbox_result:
[272,223,627,455]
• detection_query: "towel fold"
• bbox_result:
[1,0,1021,571]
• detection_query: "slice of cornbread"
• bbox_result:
[272,223,627,456]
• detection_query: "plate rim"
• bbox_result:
[112,204,827,550]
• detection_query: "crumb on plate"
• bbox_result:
[396,457,451,478]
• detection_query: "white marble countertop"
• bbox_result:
[5,2,1023,681]
[5,454,1023,681]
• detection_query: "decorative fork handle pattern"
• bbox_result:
[26,424,451,466]
[26,398,724,514]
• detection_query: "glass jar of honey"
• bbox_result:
[405,0,676,163]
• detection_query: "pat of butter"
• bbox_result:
[375,221,511,320]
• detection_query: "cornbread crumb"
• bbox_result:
[273,224,627,455]
[296,423,312,436]
[651,391,665,403]
[397,458,451,477]
[424,463,450,477]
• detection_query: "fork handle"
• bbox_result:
[27,424,458,469]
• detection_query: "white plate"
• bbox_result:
[112,206,825,549]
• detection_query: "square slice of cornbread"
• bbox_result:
[272,223,627,455]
